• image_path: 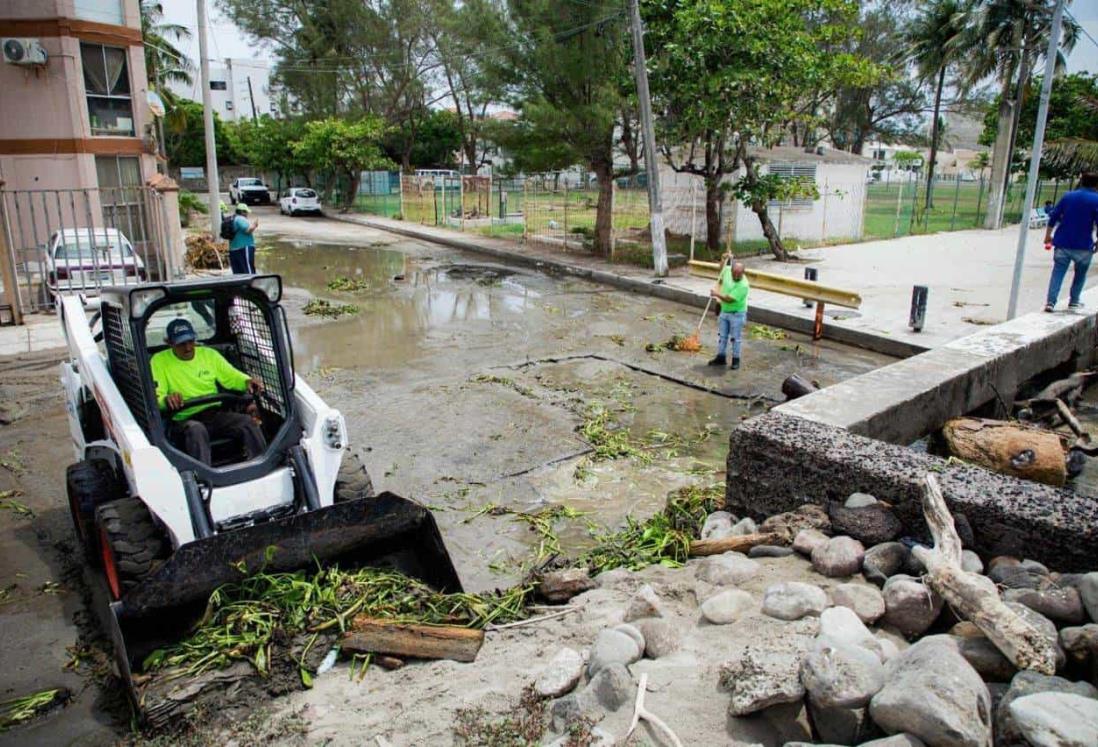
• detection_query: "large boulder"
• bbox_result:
[948,634,1016,683]
[793,528,830,556]
[1007,692,1098,747]
[695,552,759,586]
[800,637,886,708]
[761,582,829,621]
[994,670,1098,747]
[720,644,809,716]
[868,636,992,747]
[535,648,585,698]
[807,700,884,745]
[812,536,866,578]
[819,606,885,661]
[882,575,943,637]
[828,502,903,546]
[831,583,886,625]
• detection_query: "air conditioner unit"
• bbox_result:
[3,38,47,66]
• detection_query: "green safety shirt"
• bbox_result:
[718,266,750,313]
[150,346,251,421]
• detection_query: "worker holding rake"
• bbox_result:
[707,256,750,370]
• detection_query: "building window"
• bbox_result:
[210,81,227,90]
[74,0,123,25]
[82,43,134,136]
[96,156,147,242]
[226,101,234,110]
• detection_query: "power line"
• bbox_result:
[1063,8,1098,54]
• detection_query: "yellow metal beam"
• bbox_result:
[688,260,861,309]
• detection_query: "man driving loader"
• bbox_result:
[151,318,267,465]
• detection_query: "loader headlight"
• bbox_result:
[322,415,344,450]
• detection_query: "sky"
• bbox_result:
[162,0,1098,81]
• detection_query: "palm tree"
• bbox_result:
[140,0,194,90]
[905,0,970,211]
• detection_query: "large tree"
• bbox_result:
[140,0,193,88]
[224,116,305,191]
[292,117,394,207]
[646,0,876,259]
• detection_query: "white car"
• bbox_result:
[230,177,272,206]
[45,227,145,294]
[279,187,322,216]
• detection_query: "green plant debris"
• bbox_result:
[0,584,14,606]
[0,491,33,519]
[39,581,62,595]
[0,689,63,732]
[749,324,787,340]
[453,684,548,747]
[470,373,536,399]
[303,299,359,318]
[326,276,370,292]
[0,450,24,474]
[580,484,723,573]
[464,504,588,564]
[579,405,651,464]
[609,334,625,346]
[141,565,532,678]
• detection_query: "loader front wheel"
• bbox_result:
[96,498,169,601]
[333,451,376,503]
[67,459,123,566]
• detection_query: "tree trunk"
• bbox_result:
[925,65,946,211]
[705,178,722,251]
[343,172,360,209]
[342,617,484,662]
[941,417,1067,487]
[593,159,614,257]
[752,200,787,261]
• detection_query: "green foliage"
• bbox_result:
[225,116,305,186]
[0,689,63,731]
[892,150,924,170]
[383,109,462,171]
[177,190,207,226]
[326,276,370,293]
[293,117,393,206]
[163,97,240,167]
[141,0,193,88]
[729,173,819,210]
[303,299,360,318]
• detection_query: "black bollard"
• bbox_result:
[803,267,818,308]
[910,285,928,332]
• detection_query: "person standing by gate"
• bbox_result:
[228,204,259,274]
[707,258,750,370]
[1043,172,1098,312]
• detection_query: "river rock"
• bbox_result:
[550,691,605,732]
[793,528,829,556]
[623,584,665,622]
[749,544,794,558]
[807,700,883,745]
[702,589,755,625]
[859,736,927,747]
[585,662,634,710]
[994,567,1047,591]
[882,575,943,637]
[831,583,886,624]
[1004,586,1086,625]
[812,536,865,578]
[613,623,645,653]
[868,636,992,747]
[954,513,976,548]
[902,547,928,577]
[1020,558,1050,575]
[1008,692,1098,747]
[535,648,585,698]
[539,568,596,603]
[949,634,1016,682]
[995,670,1098,746]
[1061,624,1098,671]
[695,552,759,586]
[701,510,735,540]
[819,605,885,660]
[845,492,878,509]
[863,542,909,586]
[1079,572,1098,622]
[587,629,641,677]
[828,503,903,546]
[801,637,886,708]
[720,646,807,716]
[762,582,828,621]
[593,567,635,589]
[759,503,831,541]
[988,555,1020,573]
[961,550,984,574]
[731,517,757,536]
[634,618,679,659]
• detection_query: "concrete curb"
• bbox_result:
[331,213,922,359]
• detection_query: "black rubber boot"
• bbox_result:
[707,354,727,367]
[731,357,741,370]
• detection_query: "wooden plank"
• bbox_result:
[342,617,484,662]
[688,260,862,309]
[689,532,786,557]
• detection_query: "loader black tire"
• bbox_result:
[333,451,375,503]
[95,498,169,601]
[66,459,123,566]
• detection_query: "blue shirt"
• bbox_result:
[229,215,254,251]
[1048,189,1098,251]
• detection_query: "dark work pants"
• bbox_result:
[229,245,256,274]
[171,408,266,465]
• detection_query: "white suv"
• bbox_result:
[230,177,271,206]
[279,187,322,216]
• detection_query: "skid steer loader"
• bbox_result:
[58,275,461,692]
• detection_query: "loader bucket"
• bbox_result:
[105,492,462,687]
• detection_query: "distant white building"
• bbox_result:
[170,58,277,121]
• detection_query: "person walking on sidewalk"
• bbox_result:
[228,204,259,274]
[1044,172,1098,312]
[707,259,750,370]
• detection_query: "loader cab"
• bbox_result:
[98,275,300,487]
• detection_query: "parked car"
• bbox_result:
[45,228,145,295]
[230,177,272,205]
[279,187,322,216]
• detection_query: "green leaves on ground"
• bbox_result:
[0,689,64,731]
[0,491,33,519]
[303,299,359,319]
[326,276,370,293]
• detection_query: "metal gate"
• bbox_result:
[0,186,175,314]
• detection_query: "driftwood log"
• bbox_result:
[911,474,1058,675]
[342,617,484,662]
[941,417,1067,486]
[781,374,820,401]
[689,532,785,557]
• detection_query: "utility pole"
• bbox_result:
[1006,0,1065,320]
[627,0,668,277]
[247,75,258,122]
[197,0,221,235]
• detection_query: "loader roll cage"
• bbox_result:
[99,275,301,489]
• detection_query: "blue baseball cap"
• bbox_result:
[166,318,197,345]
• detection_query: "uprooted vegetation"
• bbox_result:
[303,299,360,318]
[326,276,370,292]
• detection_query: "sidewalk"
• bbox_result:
[0,311,64,357]
[338,214,1089,357]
